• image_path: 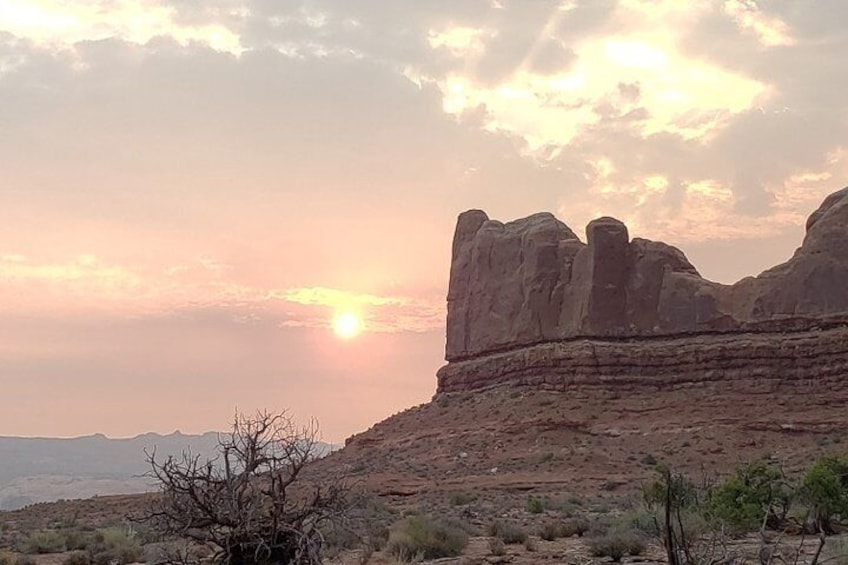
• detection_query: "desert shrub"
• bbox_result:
[523,536,537,552]
[587,527,647,562]
[448,491,476,506]
[62,528,94,551]
[643,467,699,510]
[538,521,564,541]
[62,551,91,565]
[86,528,143,565]
[538,451,555,464]
[526,496,545,514]
[127,523,160,546]
[324,495,394,557]
[622,508,662,538]
[321,522,360,556]
[538,518,590,541]
[360,519,391,555]
[488,537,506,556]
[487,520,527,544]
[359,496,395,551]
[642,454,658,466]
[142,540,212,565]
[564,517,592,537]
[16,529,67,554]
[705,460,791,533]
[385,516,468,562]
[800,456,848,534]
[566,494,583,506]
[2,552,33,565]
[643,466,707,564]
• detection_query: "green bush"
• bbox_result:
[448,491,476,506]
[487,521,527,544]
[86,528,143,565]
[63,529,94,551]
[642,467,698,510]
[16,530,67,554]
[706,461,791,533]
[800,457,848,534]
[526,496,545,514]
[801,456,848,533]
[622,509,662,538]
[385,516,468,562]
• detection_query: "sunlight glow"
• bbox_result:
[0,0,245,54]
[333,312,362,340]
[422,1,769,156]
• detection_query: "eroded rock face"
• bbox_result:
[445,188,848,362]
[438,324,848,394]
[445,211,580,359]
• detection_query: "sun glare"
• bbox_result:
[333,312,362,340]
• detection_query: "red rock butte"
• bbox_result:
[438,187,848,394]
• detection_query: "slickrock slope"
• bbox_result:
[439,187,848,393]
[330,380,847,502]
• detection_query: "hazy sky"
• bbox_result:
[1,0,846,441]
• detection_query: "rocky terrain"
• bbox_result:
[439,187,848,393]
[327,187,848,501]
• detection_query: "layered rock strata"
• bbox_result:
[438,188,848,393]
[438,323,848,393]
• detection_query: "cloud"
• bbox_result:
[0,252,445,333]
[428,26,496,58]
[410,0,770,158]
[722,0,795,47]
[0,0,245,54]
[0,254,143,306]
[278,287,443,333]
[280,287,403,309]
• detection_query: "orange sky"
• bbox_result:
[0,0,846,441]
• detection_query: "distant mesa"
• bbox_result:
[438,187,848,393]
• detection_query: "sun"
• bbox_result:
[332,312,362,340]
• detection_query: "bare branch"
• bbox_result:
[142,410,349,565]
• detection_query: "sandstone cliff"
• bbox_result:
[446,187,848,361]
[439,188,848,393]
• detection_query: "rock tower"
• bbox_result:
[438,188,848,393]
